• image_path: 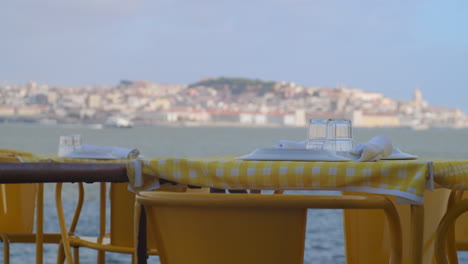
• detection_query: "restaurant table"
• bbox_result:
[128,156,468,264]
[0,162,128,264]
[3,156,468,264]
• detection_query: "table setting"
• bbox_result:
[2,120,468,264]
[127,119,431,205]
[239,118,417,162]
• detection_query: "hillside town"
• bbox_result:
[0,78,466,129]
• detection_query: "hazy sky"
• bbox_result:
[2,0,468,111]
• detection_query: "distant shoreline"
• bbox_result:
[1,120,465,131]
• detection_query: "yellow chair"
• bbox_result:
[434,190,468,264]
[0,183,38,264]
[134,192,403,264]
[56,182,160,264]
[0,156,63,264]
[343,189,451,264]
[449,190,468,264]
[56,182,206,264]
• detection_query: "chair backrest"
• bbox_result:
[110,182,158,248]
[110,183,205,248]
[455,191,468,248]
[0,183,37,233]
[137,192,402,264]
[0,154,37,233]
[137,192,310,264]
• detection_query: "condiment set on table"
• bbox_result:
[238,119,417,161]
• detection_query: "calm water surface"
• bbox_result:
[1,124,468,263]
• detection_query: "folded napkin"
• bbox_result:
[350,135,393,162]
[273,135,393,162]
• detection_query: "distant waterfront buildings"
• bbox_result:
[0,79,466,129]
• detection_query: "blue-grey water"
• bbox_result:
[1,124,468,263]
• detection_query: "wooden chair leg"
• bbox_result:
[97,183,106,264]
[55,183,74,264]
[36,183,44,264]
[56,242,66,264]
[134,201,148,264]
[73,246,80,264]
[1,234,10,264]
[447,190,464,264]
[435,198,468,264]
[410,204,424,264]
[97,250,105,264]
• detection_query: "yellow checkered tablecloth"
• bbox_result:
[8,148,468,204]
[128,156,434,204]
[432,159,468,190]
[0,148,129,164]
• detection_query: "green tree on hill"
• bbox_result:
[189,77,277,95]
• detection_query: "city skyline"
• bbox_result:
[0,77,449,110]
[2,78,465,130]
[2,1,468,111]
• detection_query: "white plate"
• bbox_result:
[60,152,119,160]
[237,148,351,162]
[382,147,418,160]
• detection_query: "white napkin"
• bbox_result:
[350,135,393,162]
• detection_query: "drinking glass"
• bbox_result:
[306,119,329,150]
[58,135,81,157]
[325,119,353,153]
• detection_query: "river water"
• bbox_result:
[1,124,468,263]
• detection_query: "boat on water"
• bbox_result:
[411,124,429,131]
[104,117,133,128]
